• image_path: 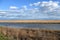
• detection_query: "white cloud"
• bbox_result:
[29,1,60,19]
[9,6,18,10]
[0,1,60,20]
[22,5,27,10]
[30,2,41,6]
[0,11,6,14]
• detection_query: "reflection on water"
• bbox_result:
[0,23,60,30]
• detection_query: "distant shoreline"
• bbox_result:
[0,20,60,23]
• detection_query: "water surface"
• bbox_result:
[0,23,60,30]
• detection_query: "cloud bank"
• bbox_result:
[0,1,60,20]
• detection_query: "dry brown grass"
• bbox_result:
[0,20,60,23]
[0,27,60,40]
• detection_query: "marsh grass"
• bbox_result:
[0,33,9,40]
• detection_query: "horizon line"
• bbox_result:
[0,20,60,23]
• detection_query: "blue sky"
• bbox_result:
[0,0,40,10]
[0,0,60,20]
[0,0,59,10]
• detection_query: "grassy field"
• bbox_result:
[0,27,60,40]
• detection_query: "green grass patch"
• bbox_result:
[0,33,9,40]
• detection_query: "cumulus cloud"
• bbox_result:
[31,1,59,11]
[0,1,60,20]
[30,2,41,6]
[9,6,18,10]
[0,11,6,14]
[21,5,27,10]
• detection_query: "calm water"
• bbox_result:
[0,23,60,30]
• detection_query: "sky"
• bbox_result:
[0,0,60,20]
[0,0,60,10]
